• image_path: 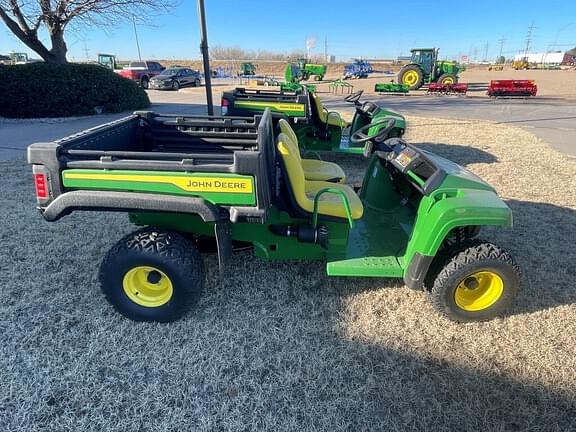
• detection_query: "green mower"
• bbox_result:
[28,109,520,323]
[399,48,464,90]
[221,88,406,155]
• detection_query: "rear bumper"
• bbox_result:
[38,190,221,222]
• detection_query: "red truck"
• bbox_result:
[117,61,165,89]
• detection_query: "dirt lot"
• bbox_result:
[166,59,576,100]
[312,68,576,100]
[1,115,575,431]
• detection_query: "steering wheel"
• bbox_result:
[350,118,397,145]
[344,90,363,105]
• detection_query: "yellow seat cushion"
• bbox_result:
[310,92,350,128]
[300,159,346,182]
[278,118,346,183]
[277,134,363,220]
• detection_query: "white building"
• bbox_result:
[514,52,565,64]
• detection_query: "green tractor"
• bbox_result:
[239,62,257,76]
[285,59,327,83]
[398,48,464,90]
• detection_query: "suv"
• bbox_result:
[117,61,165,88]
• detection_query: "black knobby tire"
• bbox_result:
[438,73,458,85]
[172,80,180,90]
[99,227,204,322]
[428,240,520,322]
[398,64,424,90]
[141,76,150,89]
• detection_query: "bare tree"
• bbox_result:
[0,0,175,64]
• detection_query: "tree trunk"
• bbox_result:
[0,8,68,64]
[46,27,68,64]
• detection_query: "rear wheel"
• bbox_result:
[427,240,520,322]
[398,65,424,90]
[438,73,457,85]
[99,227,204,322]
[194,78,201,87]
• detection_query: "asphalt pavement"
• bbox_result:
[1,87,575,161]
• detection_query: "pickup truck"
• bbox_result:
[117,61,165,89]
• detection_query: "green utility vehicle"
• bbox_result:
[398,48,464,90]
[221,88,406,154]
[285,59,327,82]
[28,109,520,323]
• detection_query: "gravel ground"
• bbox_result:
[1,117,575,431]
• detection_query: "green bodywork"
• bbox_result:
[61,169,257,206]
[232,99,306,117]
[123,149,511,278]
[374,83,410,93]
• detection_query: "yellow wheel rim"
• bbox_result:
[441,76,455,84]
[122,266,173,308]
[454,271,504,312]
[402,70,419,86]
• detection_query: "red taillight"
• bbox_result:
[221,98,229,115]
[34,173,48,199]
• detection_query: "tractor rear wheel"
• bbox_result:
[99,227,204,322]
[398,65,424,90]
[427,240,520,322]
[438,74,458,85]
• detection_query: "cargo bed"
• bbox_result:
[28,110,276,223]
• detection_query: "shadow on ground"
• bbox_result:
[1,157,575,431]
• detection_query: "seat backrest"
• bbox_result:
[278,118,299,147]
[276,133,307,210]
[309,92,327,124]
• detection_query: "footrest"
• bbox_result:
[327,256,403,277]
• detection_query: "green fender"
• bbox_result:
[403,188,512,275]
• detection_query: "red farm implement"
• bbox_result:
[487,80,537,97]
[427,82,468,95]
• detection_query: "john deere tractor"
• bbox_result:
[398,48,464,90]
[285,59,327,83]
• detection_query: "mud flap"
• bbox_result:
[214,219,232,271]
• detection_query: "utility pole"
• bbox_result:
[132,16,142,61]
[196,0,213,115]
[498,37,506,61]
[483,41,489,61]
[324,35,328,63]
[524,21,536,56]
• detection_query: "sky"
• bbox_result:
[1,0,575,62]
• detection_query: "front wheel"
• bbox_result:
[428,240,520,322]
[141,76,150,89]
[438,73,457,85]
[172,80,180,90]
[99,228,204,322]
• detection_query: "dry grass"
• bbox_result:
[1,117,575,431]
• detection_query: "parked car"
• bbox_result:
[117,61,165,88]
[149,67,202,90]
